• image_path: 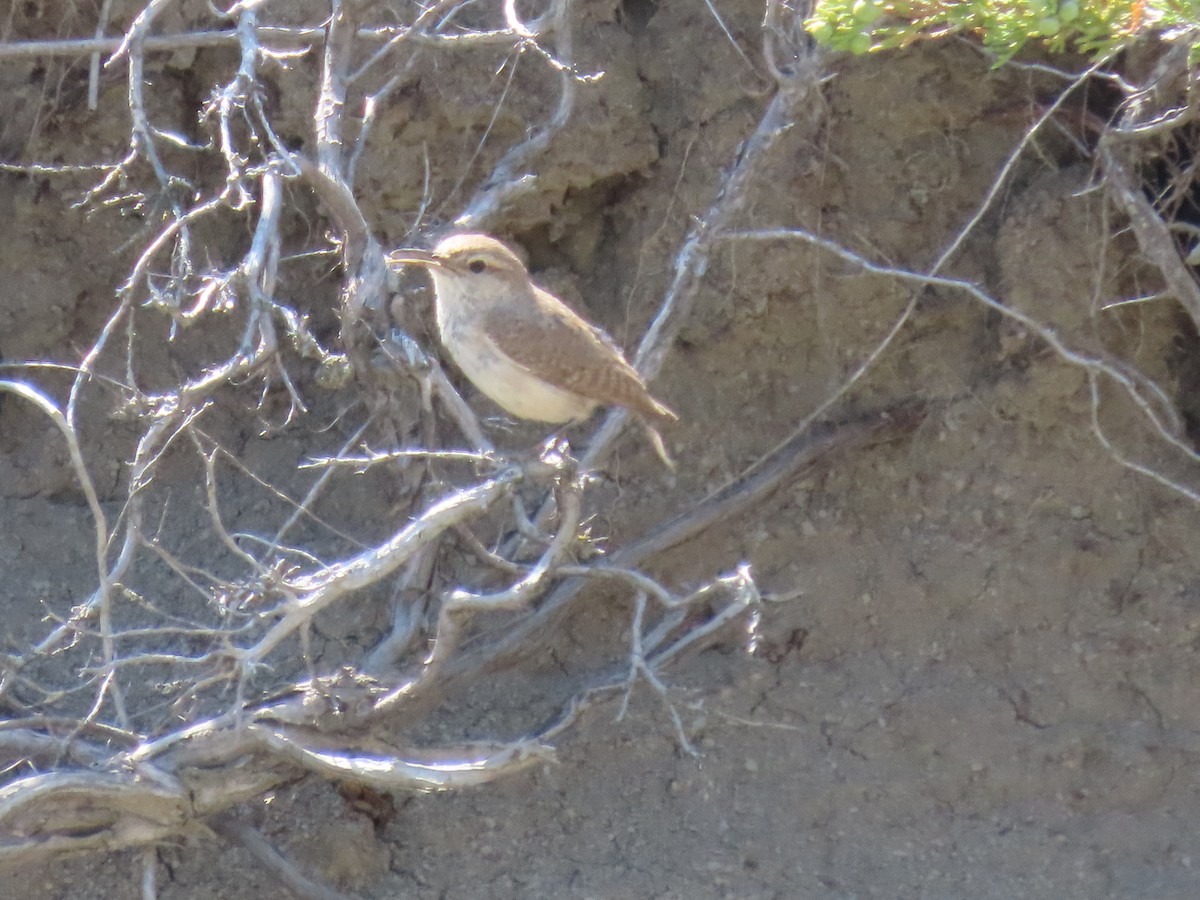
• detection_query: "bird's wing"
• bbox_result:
[483,287,677,425]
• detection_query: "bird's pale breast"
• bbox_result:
[435,284,596,424]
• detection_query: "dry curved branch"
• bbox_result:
[0,770,191,868]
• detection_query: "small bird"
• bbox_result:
[387,233,677,464]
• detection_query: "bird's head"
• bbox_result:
[387,233,530,289]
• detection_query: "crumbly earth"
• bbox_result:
[4,2,1200,898]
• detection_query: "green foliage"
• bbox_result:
[805,0,1196,64]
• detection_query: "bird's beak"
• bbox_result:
[386,248,443,269]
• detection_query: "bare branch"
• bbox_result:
[209,816,359,900]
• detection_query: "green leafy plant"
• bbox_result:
[806,0,1196,63]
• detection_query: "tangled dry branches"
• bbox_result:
[0,0,834,890]
[5,0,1200,895]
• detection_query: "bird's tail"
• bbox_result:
[640,419,675,471]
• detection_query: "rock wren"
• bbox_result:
[387,233,677,462]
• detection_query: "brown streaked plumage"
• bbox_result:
[387,233,677,461]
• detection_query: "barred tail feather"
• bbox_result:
[641,420,675,471]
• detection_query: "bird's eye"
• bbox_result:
[468,258,487,274]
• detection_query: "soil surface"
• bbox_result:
[3,2,1200,898]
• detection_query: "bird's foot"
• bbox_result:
[482,415,518,433]
[538,433,579,472]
